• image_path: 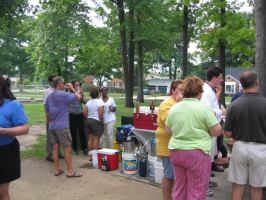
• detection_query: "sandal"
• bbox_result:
[67,171,82,178]
[207,189,213,196]
[209,180,217,187]
[54,169,64,176]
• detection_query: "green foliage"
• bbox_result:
[195,0,255,68]
[0,0,30,30]
[0,15,34,78]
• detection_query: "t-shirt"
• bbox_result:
[156,97,176,157]
[0,99,28,147]
[45,91,78,130]
[100,97,116,123]
[166,98,218,155]
[85,99,104,121]
[43,86,54,104]
[224,92,266,143]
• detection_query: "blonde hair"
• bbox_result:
[182,76,204,98]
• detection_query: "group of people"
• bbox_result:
[156,67,266,200]
[43,76,117,175]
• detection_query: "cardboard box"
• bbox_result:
[97,149,119,171]
[133,106,158,130]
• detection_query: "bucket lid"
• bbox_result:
[97,148,119,155]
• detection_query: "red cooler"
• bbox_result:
[133,106,158,130]
[97,149,119,171]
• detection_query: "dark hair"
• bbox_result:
[206,66,223,81]
[240,70,257,89]
[53,76,64,88]
[71,79,82,88]
[48,75,57,83]
[0,74,16,106]
[90,87,100,99]
[99,86,108,92]
[170,79,183,95]
[183,76,204,98]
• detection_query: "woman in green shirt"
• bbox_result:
[165,76,221,200]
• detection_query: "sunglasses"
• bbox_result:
[61,81,65,85]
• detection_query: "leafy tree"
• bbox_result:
[195,0,255,105]
[26,0,91,81]
[0,0,30,30]
[0,15,34,85]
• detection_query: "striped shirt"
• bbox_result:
[45,91,78,130]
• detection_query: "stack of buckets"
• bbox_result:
[151,137,164,184]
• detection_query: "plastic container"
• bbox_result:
[97,149,119,171]
[122,152,138,175]
[148,155,156,177]
[139,152,147,178]
[151,137,157,156]
[113,140,122,161]
[89,150,98,168]
[154,158,164,184]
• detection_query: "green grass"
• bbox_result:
[20,135,46,160]
[23,104,46,126]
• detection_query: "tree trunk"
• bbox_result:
[19,71,23,93]
[219,0,226,107]
[128,7,135,106]
[137,17,144,103]
[182,4,188,79]
[117,0,134,107]
[255,0,266,97]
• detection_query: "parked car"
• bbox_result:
[143,89,151,95]
[150,89,161,95]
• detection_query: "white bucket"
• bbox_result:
[148,155,156,177]
[89,150,98,168]
[122,152,138,175]
[154,158,164,184]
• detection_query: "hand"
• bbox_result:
[221,108,227,115]
[66,83,73,90]
[216,85,222,93]
[79,87,84,94]
[176,92,183,102]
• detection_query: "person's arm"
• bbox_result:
[224,130,233,138]
[216,85,222,101]
[83,106,88,118]
[0,123,29,136]
[98,106,104,124]
[165,125,172,136]
[208,123,222,137]
[67,83,81,100]
[79,88,87,103]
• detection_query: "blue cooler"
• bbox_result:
[116,125,134,142]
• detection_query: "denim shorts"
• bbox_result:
[161,156,174,179]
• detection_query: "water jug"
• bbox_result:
[151,137,157,156]
[139,152,147,178]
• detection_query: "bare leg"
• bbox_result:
[162,176,174,200]
[0,183,10,200]
[63,145,73,175]
[92,135,100,150]
[88,134,93,159]
[231,183,245,200]
[52,143,60,174]
[250,186,263,200]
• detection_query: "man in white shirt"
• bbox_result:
[43,75,64,162]
[200,66,227,196]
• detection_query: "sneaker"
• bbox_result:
[46,157,53,162]
[210,172,215,177]
[59,154,65,159]
[209,180,218,187]
[207,189,213,196]
[83,149,88,155]
[74,150,79,155]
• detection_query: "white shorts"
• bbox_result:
[227,141,266,187]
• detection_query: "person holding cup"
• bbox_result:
[99,86,116,149]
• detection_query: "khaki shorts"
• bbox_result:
[49,128,72,147]
[227,141,266,187]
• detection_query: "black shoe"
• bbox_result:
[212,165,224,172]
[74,150,79,155]
[59,154,65,159]
[46,157,53,162]
[210,172,215,177]
[83,149,88,155]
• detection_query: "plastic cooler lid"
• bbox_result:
[133,106,158,114]
[97,148,119,155]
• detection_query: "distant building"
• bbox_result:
[225,67,255,94]
[147,79,173,94]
